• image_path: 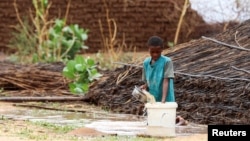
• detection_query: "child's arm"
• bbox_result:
[162,78,169,103]
[141,63,148,90]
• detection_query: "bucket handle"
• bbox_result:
[161,113,168,123]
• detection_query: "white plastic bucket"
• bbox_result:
[145,102,178,137]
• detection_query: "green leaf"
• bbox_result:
[88,73,102,81]
[75,64,83,72]
[62,67,74,80]
[81,33,88,40]
[74,87,83,93]
[75,82,87,94]
[61,39,70,47]
[75,55,84,64]
[62,60,76,79]
[72,25,82,39]
[63,26,73,34]
[78,72,89,83]
[86,58,95,66]
[81,83,89,92]
[90,69,98,75]
[73,41,82,50]
[66,60,76,71]
[54,19,65,31]
[69,83,76,93]
[67,39,75,47]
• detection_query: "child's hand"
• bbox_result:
[140,84,147,90]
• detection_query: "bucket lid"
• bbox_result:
[145,102,178,108]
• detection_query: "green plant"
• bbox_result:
[44,19,89,62]
[10,0,88,63]
[33,121,76,133]
[62,55,102,94]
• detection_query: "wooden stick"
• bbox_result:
[174,0,189,45]
[175,71,250,82]
[0,96,89,102]
[13,103,89,113]
[202,36,250,51]
[231,66,250,74]
[112,62,142,68]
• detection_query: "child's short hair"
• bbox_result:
[147,36,164,48]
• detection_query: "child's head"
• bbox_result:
[147,36,163,61]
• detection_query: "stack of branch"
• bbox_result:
[0,61,71,97]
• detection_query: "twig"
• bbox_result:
[0,96,87,102]
[234,31,243,48]
[174,0,189,45]
[13,103,91,113]
[231,66,250,74]
[202,36,250,51]
[64,0,71,24]
[13,0,33,43]
[98,19,106,51]
[116,69,130,85]
[239,83,250,96]
[112,62,142,68]
[175,71,250,82]
[0,77,35,89]
[116,67,139,85]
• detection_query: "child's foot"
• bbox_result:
[176,116,188,126]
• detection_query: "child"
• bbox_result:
[140,35,175,103]
[140,36,188,126]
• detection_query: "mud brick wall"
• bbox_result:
[0,0,221,53]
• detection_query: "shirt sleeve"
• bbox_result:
[164,59,175,78]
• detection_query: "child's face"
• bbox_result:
[148,46,162,61]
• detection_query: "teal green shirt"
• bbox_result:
[142,55,175,102]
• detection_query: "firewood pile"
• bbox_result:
[0,61,71,96]
[0,19,249,125]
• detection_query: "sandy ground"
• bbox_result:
[0,102,207,141]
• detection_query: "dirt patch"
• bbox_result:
[68,127,111,137]
[0,116,75,141]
